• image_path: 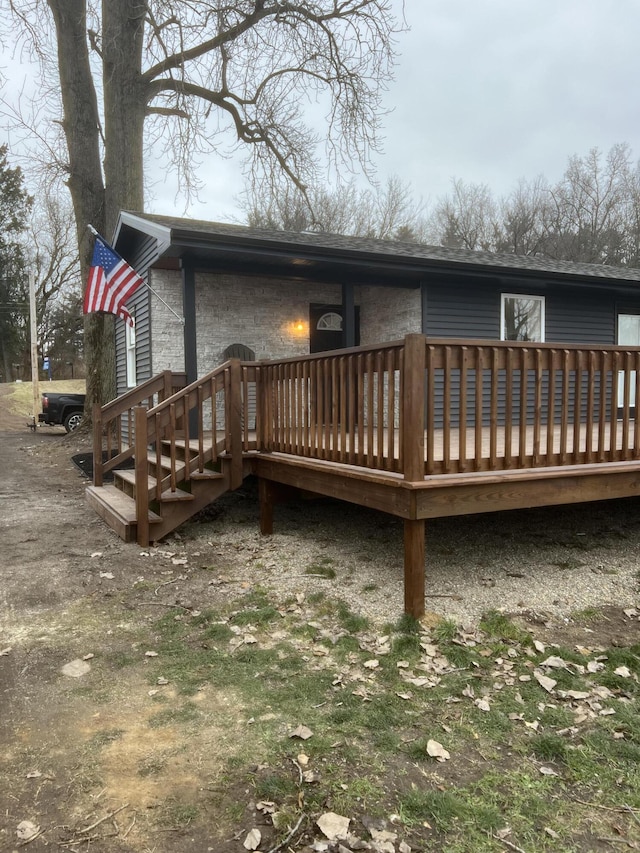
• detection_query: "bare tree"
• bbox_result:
[542,144,633,264]
[495,176,549,256]
[4,0,402,411]
[243,175,428,241]
[429,178,499,251]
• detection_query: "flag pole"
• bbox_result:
[29,268,40,428]
[87,224,184,325]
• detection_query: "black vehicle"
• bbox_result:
[38,392,86,432]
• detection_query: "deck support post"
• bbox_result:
[403,518,425,619]
[259,477,274,535]
[134,404,150,547]
[228,358,243,489]
[92,402,103,486]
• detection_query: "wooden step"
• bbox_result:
[114,470,194,502]
[86,485,162,543]
[160,487,194,502]
[114,469,157,499]
[147,451,187,475]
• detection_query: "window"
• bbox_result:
[501,294,545,342]
[126,316,137,387]
[316,311,343,331]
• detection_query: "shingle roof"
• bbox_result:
[123,212,640,285]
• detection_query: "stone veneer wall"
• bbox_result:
[149,269,186,374]
[149,271,422,432]
[355,285,422,345]
[195,273,341,369]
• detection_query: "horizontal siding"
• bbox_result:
[116,235,156,397]
[424,279,631,428]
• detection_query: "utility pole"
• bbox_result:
[29,268,39,427]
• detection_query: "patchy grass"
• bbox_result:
[5,585,639,852]
[127,596,640,851]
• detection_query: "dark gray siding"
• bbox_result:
[425,279,620,344]
[115,234,158,397]
[423,278,639,429]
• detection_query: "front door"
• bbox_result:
[617,313,640,413]
[309,304,360,353]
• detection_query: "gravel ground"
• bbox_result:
[183,481,640,627]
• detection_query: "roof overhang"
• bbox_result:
[112,211,640,295]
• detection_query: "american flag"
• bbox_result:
[83,236,144,326]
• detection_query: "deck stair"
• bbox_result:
[86,363,246,543]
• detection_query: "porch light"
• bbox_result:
[290,319,308,336]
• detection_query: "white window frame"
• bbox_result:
[125,316,137,387]
[500,293,545,342]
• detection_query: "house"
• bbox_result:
[86,212,640,618]
[112,212,640,395]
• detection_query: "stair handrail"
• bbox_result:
[93,370,187,486]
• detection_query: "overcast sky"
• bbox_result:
[164,0,640,223]
[3,1,639,225]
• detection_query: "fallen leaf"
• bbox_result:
[534,671,557,693]
[90,551,103,558]
[289,724,313,740]
[144,650,158,657]
[561,690,590,700]
[539,766,559,776]
[539,656,567,669]
[316,812,350,841]
[426,739,450,761]
[26,771,42,779]
[16,821,40,841]
[475,697,491,712]
[297,753,309,766]
[99,571,114,579]
[0,647,12,656]
[243,828,261,850]
[614,666,631,678]
[533,640,546,653]
[256,801,275,814]
[363,659,379,670]
[545,827,559,839]
[82,653,95,661]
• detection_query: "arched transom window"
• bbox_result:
[316,311,343,331]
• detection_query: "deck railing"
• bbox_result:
[423,338,640,475]
[255,335,640,478]
[257,340,406,473]
[93,336,640,511]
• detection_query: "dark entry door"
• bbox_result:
[309,304,360,353]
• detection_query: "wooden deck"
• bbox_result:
[88,335,640,618]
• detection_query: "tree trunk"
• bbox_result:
[47,0,110,411]
[103,0,146,232]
